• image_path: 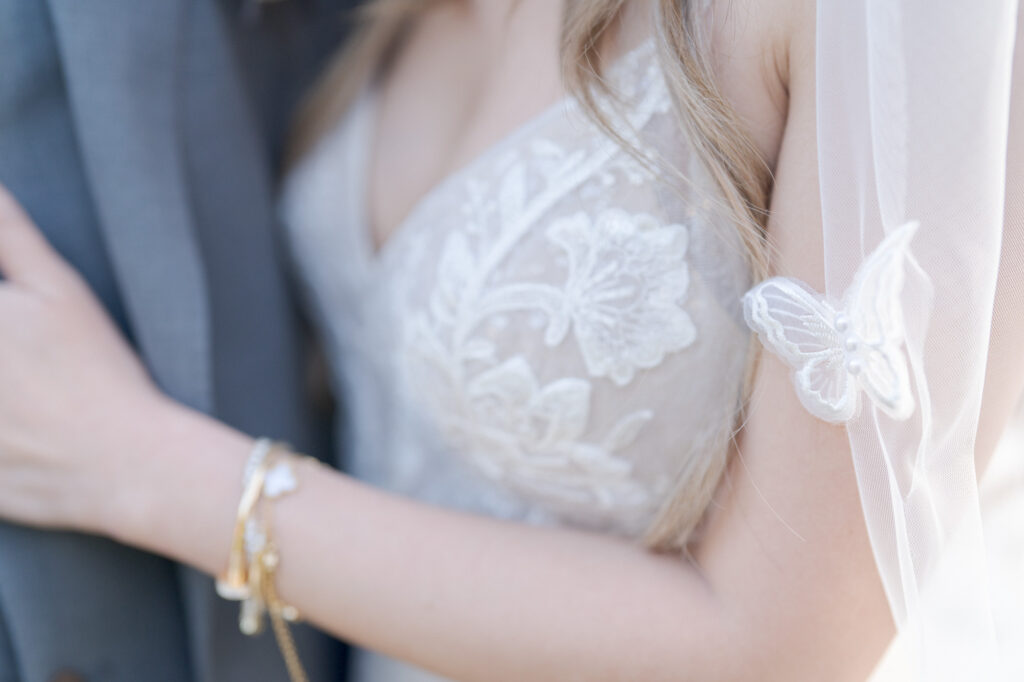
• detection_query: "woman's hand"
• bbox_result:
[0,186,172,534]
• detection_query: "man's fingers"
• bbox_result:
[0,185,79,294]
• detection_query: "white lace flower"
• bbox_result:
[442,356,654,508]
[546,209,696,386]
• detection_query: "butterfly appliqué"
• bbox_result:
[742,222,919,424]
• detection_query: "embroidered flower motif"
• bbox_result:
[545,209,696,386]
[384,44,705,525]
[440,356,655,508]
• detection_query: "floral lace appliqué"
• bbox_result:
[394,41,692,518]
[405,205,691,511]
[546,209,695,386]
[451,356,656,508]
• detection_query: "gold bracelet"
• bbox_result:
[217,439,312,682]
[216,438,274,601]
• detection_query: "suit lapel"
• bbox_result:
[46,0,213,412]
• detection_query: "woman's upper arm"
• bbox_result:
[692,3,1024,680]
[695,13,893,680]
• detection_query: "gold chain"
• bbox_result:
[261,547,309,682]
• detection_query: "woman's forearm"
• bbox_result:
[107,401,739,682]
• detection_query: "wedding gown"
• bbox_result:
[281,39,753,682]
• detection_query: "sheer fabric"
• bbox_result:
[747,2,1022,679]
[820,2,1018,679]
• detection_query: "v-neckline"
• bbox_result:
[353,89,575,266]
[351,38,657,267]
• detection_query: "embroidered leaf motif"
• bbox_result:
[602,410,655,451]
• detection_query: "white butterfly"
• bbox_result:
[742,222,919,424]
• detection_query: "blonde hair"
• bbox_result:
[290,0,772,552]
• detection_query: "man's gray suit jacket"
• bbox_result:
[0,1,352,680]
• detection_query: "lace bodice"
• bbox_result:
[281,40,752,539]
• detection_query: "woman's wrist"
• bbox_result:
[101,397,253,577]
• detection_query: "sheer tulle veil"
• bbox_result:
[814,1,1020,678]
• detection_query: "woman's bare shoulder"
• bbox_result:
[703,0,814,170]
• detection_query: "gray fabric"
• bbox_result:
[0,605,14,682]
[176,0,340,679]
[0,530,192,682]
[0,1,129,330]
[0,0,350,680]
[0,3,195,681]
[47,0,215,413]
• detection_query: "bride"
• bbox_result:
[0,0,1020,680]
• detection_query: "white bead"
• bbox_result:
[264,462,298,499]
[846,358,863,375]
[243,439,274,486]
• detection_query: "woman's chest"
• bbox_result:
[283,45,755,531]
[367,0,565,251]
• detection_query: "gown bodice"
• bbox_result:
[281,39,753,682]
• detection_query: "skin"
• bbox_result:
[0,0,1022,680]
